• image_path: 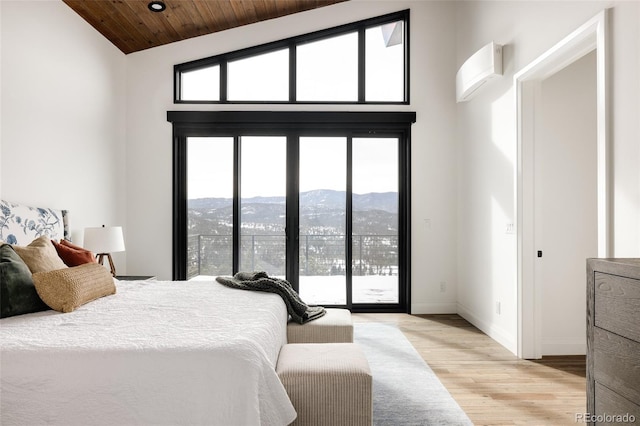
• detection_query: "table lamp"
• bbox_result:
[84,225,125,277]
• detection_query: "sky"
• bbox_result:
[187,136,398,199]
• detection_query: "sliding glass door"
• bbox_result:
[239,136,287,277]
[352,137,399,304]
[185,135,400,306]
[186,137,233,278]
[297,136,400,306]
[298,137,347,305]
[171,111,414,312]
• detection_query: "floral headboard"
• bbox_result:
[0,200,69,246]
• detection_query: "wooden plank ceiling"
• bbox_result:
[63,0,348,54]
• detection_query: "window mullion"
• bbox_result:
[220,60,228,102]
[346,136,353,308]
[172,135,188,280]
[290,46,297,102]
[232,135,240,274]
[286,134,300,290]
[358,28,365,103]
[173,66,181,102]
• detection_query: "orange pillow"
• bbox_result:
[52,240,97,267]
[60,240,88,251]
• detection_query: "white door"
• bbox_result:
[534,50,598,355]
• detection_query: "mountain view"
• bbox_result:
[187,189,399,278]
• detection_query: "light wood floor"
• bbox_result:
[352,313,586,426]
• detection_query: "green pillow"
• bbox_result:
[1,244,50,318]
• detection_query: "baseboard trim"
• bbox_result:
[411,302,458,315]
[456,302,517,355]
[541,340,586,356]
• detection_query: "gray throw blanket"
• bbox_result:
[215,271,326,324]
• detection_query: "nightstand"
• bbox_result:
[115,275,156,281]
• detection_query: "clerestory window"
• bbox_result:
[174,10,409,104]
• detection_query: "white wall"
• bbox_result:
[0,1,127,267]
[456,1,640,354]
[125,0,461,316]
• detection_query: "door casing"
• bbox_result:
[514,10,610,359]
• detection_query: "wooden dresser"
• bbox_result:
[587,258,640,425]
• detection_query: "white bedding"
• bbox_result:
[0,279,296,426]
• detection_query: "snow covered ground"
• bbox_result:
[191,274,398,305]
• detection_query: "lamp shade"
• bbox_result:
[83,226,125,254]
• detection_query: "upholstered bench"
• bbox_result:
[276,343,372,426]
[287,308,353,343]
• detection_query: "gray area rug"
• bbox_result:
[354,322,473,426]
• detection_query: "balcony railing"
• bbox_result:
[187,234,398,280]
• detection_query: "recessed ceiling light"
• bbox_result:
[148,1,166,12]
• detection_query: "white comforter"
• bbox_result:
[0,279,296,426]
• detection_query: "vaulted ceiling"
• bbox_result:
[63,0,348,54]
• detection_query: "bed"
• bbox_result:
[0,200,297,425]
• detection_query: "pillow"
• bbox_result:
[52,239,96,267]
[32,263,116,313]
[12,236,68,273]
[0,244,50,318]
[59,239,88,251]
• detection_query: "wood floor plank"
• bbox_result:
[353,313,586,425]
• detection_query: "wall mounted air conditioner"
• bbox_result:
[456,42,503,102]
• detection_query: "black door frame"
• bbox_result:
[168,111,416,313]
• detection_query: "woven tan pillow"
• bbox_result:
[32,263,116,313]
[12,236,68,273]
